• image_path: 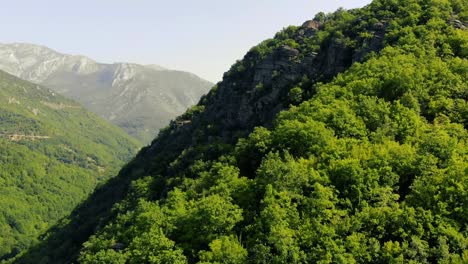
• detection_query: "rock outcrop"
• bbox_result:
[449,18,467,29]
[146,18,387,156]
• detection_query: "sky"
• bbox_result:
[0,0,372,83]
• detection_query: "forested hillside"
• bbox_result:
[0,71,141,261]
[13,0,467,263]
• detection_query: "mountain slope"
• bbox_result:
[0,70,141,261]
[14,0,467,263]
[0,44,213,143]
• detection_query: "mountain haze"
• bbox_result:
[0,43,213,143]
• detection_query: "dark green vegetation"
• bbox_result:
[0,71,141,261]
[13,0,468,263]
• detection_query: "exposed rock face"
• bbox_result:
[205,49,304,137]
[320,38,352,77]
[299,20,322,38]
[0,43,99,83]
[352,21,387,62]
[449,18,467,29]
[146,19,385,154]
[302,20,321,30]
[0,43,213,143]
[198,28,361,138]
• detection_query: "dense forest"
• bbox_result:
[0,71,141,261]
[9,0,468,263]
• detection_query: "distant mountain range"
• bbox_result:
[0,43,213,143]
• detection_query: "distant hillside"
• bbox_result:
[0,70,141,260]
[0,44,213,143]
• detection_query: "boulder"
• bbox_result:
[302,20,321,30]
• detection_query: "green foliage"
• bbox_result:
[288,87,303,104]
[15,0,468,263]
[198,235,247,264]
[179,105,206,121]
[0,71,140,261]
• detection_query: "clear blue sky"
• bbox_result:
[0,0,372,82]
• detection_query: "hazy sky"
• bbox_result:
[0,0,372,83]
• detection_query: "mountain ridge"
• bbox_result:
[0,43,170,81]
[0,43,213,143]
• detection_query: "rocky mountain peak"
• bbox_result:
[112,63,139,86]
[0,43,100,82]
